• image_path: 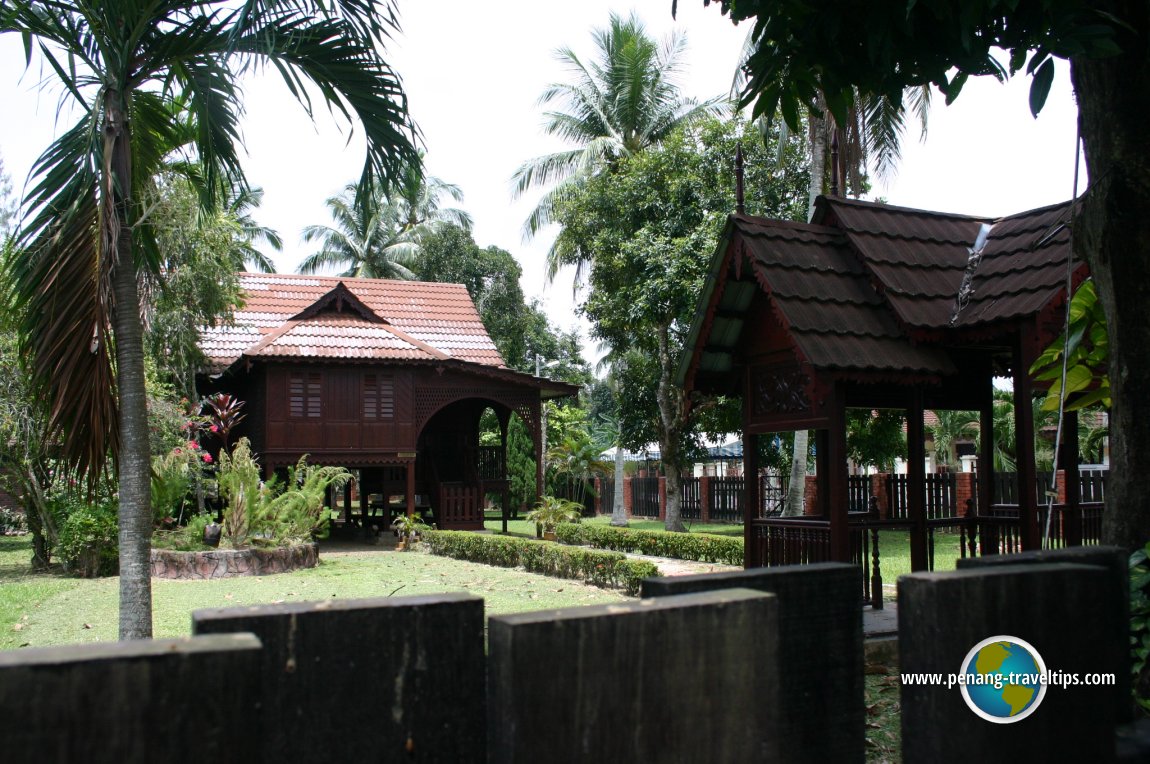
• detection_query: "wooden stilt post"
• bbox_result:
[907,387,928,571]
[827,385,850,563]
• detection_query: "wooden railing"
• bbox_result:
[477,446,506,482]
[437,482,483,529]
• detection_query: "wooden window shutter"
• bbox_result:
[290,372,322,419]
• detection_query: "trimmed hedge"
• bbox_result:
[423,530,660,596]
[555,523,743,566]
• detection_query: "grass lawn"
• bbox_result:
[0,536,627,651]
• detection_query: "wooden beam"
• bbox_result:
[907,387,928,571]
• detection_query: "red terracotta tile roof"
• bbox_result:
[200,273,505,372]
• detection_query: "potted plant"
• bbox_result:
[391,513,428,550]
[526,496,583,541]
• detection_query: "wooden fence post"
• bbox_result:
[193,593,486,762]
[0,634,262,764]
[489,590,781,762]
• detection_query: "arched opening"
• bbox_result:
[416,398,514,530]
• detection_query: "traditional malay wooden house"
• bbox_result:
[679,195,1098,598]
[198,273,577,530]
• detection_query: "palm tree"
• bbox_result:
[512,11,725,280]
[1,0,417,639]
[226,185,281,273]
[298,162,470,279]
[927,410,979,470]
[299,183,418,279]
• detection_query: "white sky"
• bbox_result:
[0,2,1084,368]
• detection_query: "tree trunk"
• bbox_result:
[1071,3,1150,552]
[655,324,686,532]
[20,464,56,570]
[105,89,153,640]
[610,445,627,526]
[784,432,809,517]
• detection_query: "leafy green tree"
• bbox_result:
[554,116,808,531]
[513,11,725,277]
[848,410,908,473]
[692,0,1148,550]
[413,224,535,367]
[506,415,535,517]
[1,0,417,638]
[142,175,248,397]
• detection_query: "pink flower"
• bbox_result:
[187,441,199,450]
[173,448,183,455]
[202,453,213,464]
[210,425,219,433]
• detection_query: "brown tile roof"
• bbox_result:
[737,217,955,376]
[682,196,1082,389]
[820,197,1080,330]
[201,273,505,372]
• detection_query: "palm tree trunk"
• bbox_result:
[784,433,809,517]
[106,90,153,640]
[610,445,627,526]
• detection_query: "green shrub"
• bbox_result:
[0,506,27,535]
[424,530,660,595]
[56,501,119,577]
[555,523,743,566]
[152,512,214,551]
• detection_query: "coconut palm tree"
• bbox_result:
[226,185,281,273]
[1,0,417,639]
[299,183,418,279]
[298,162,470,279]
[512,11,725,280]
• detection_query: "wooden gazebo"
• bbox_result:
[680,196,1096,587]
[198,273,577,530]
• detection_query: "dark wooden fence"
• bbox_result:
[630,477,660,518]
[681,477,702,520]
[0,587,870,763]
[884,473,960,519]
[708,477,744,522]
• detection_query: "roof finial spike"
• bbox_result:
[735,142,745,215]
[830,131,840,197]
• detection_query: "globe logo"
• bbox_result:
[959,635,1047,723]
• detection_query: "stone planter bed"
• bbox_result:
[150,542,318,579]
